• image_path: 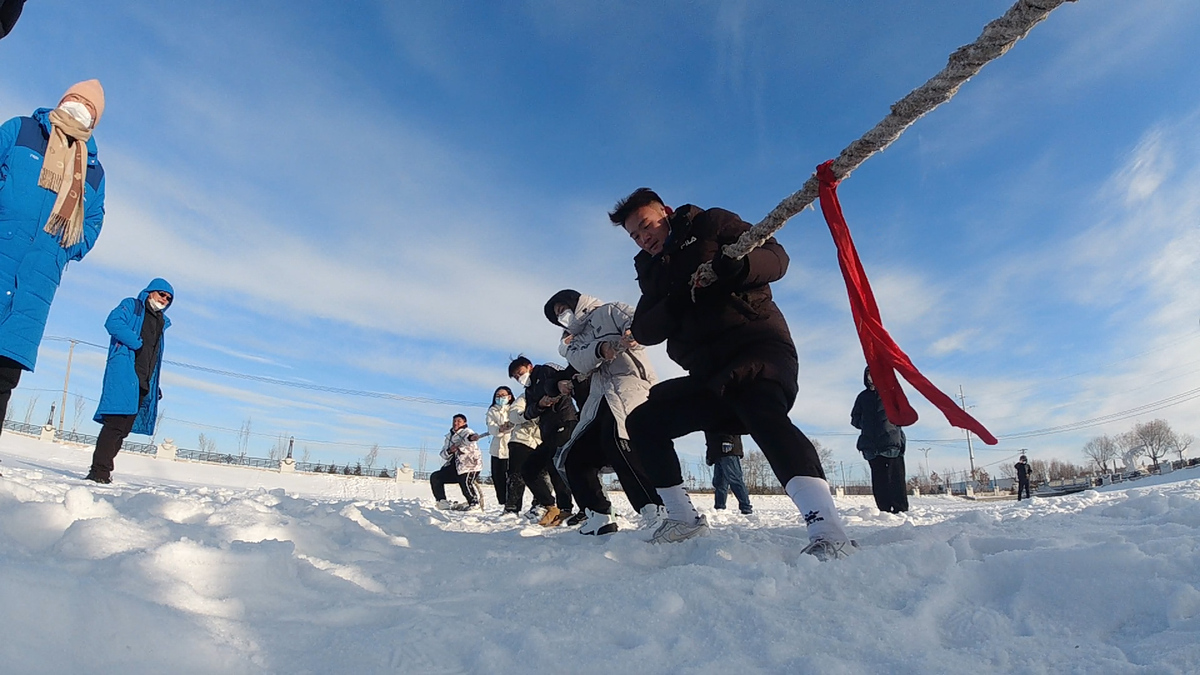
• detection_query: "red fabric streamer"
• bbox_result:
[816,160,997,445]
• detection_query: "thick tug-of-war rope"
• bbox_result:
[692,0,1076,290]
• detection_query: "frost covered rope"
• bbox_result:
[692,0,1076,290]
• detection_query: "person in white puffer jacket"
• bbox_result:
[501,392,543,515]
[544,290,664,535]
[484,386,515,506]
[430,414,483,510]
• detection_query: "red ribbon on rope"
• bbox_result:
[816,160,997,445]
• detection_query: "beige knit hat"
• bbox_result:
[60,79,105,126]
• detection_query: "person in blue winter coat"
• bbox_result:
[0,80,106,430]
[86,279,173,483]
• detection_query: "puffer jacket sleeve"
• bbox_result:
[631,283,686,347]
[851,391,866,430]
[439,432,454,461]
[508,396,527,426]
[569,302,637,374]
[0,117,17,160]
[104,298,142,349]
[709,209,789,288]
[486,405,505,436]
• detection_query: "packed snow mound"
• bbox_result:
[1,434,1198,673]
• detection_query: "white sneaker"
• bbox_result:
[649,514,709,544]
[524,505,546,521]
[801,538,858,561]
[435,499,454,510]
[579,508,618,535]
[638,503,667,529]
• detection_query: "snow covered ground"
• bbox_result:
[1,432,1198,674]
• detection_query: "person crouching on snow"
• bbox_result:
[544,289,664,535]
[87,279,173,483]
[431,413,483,510]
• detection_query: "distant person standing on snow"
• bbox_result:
[500,391,542,515]
[482,386,515,506]
[0,0,26,39]
[0,80,106,432]
[706,432,752,515]
[431,414,483,510]
[88,279,173,484]
[1015,454,1032,501]
[851,366,909,513]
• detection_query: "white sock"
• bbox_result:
[656,484,699,521]
[785,476,849,543]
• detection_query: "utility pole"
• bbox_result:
[958,385,976,481]
[58,339,76,433]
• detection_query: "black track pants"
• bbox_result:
[626,375,825,489]
[562,400,661,514]
[522,441,573,511]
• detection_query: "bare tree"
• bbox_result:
[1115,431,1144,471]
[300,446,311,463]
[198,433,217,454]
[150,407,167,445]
[741,449,772,493]
[364,444,379,471]
[269,434,288,462]
[1082,435,1120,473]
[1171,433,1194,464]
[1129,419,1177,471]
[236,418,252,459]
[71,394,86,433]
[812,438,837,478]
[23,394,39,425]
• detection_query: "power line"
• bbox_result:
[43,336,479,407]
[12,386,427,451]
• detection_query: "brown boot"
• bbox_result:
[537,505,562,527]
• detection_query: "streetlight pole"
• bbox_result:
[958,385,976,480]
[58,339,76,434]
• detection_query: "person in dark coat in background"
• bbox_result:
[706,432,752,515]
[851,366,909,513]
[508,355,578,526]
[0,80,107,431]
[0,0,26,40]
[612,188,852,558]
[88,279,173,483]
[1015,454,1032,501]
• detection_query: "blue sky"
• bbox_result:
[2,1,1199,482]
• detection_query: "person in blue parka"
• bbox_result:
[0,80,106,431]
[87,279,173,483]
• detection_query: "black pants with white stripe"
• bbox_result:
[627,375,825,489]
[430,464,480,505]
[563,400,661,515]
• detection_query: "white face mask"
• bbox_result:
[147,297,168,312]
[557,309,574,328]
[516,372,531,387]
[59,101,93,129]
